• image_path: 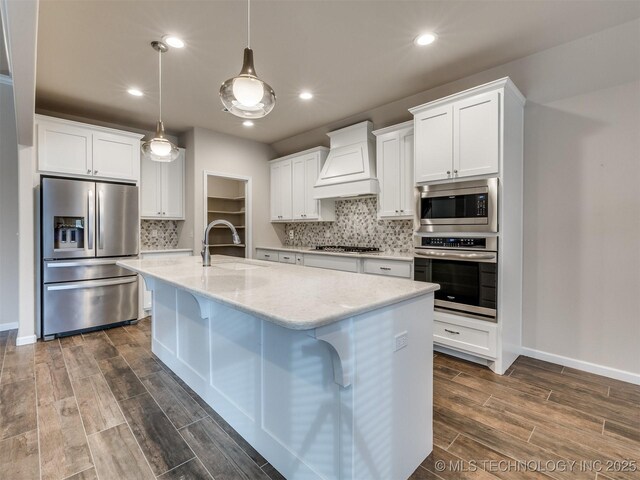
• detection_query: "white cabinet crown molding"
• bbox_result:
[35,114,144,140]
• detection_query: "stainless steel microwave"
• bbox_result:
[417,178,498,233]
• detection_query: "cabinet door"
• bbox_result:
[414,105,453,183]
[279,160,293,221]
[453,91,500,178]
[377,133,401,218]
[92,132,139,181]
[270,163,281,221]
[303,154,320,219]
[399,131,415,216]
[291,157,306,220]
[161,149,185,219]
[140,156,162,217]
[37,121,92,176]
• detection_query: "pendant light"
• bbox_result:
[141,41,179,162]
[219,0,276,119]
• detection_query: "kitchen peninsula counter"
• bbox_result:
[118,255,437,480]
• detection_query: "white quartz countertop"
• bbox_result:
[140,248,194,254]
[256,245,414,262]
[117,255,438,330]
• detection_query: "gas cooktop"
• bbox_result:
[313,246,381,253]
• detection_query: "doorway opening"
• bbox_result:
[203,172,251,259]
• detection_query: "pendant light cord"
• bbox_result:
[158,47,163,122]
[247,0,250,48]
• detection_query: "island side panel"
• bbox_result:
[149,280,434,480]
[349,294,434,480]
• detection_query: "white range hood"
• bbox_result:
[313,121,379,199]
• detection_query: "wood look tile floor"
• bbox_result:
[0,323,638,480]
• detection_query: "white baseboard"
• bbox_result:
[16,334,37,346]
[520,347,640,386]
[0,322,19,332]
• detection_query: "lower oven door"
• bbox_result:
[414,250,497,319]
[43,276,138,337]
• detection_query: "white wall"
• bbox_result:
[271,20,640,375]
[179,127,281,254]
[0,78,20,331]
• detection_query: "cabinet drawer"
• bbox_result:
[256,249,278,262]
[278,252,296,264]
[303,254,359,273]
[433,313,497,358]
[363,259,411,278]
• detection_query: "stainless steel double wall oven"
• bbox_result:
[40,177,139,339]
[414,178,499,321]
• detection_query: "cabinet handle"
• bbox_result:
[400,209,404,213]
[87,169,91,174]
[162,212,166,215]
[157,211,161,215]
[395,210,399,213]
[453,169,458,174]
[264,254,270,258]
[446,170,451,175]
[283,256,290,260]
[444,329,460,335]
[380,267,391,271]
[94,170,98,175]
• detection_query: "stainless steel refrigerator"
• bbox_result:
[40,177,139,339]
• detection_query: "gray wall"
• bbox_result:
[271,20,640,375]
[0,79,20,329]
[179,127,281,253]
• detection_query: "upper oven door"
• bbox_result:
[418,178,498,233]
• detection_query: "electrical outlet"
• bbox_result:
[288,230,294,240]
[151,229,158,238]
[394,331,408,352]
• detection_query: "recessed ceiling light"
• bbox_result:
[127,88,143,97]
[414,32,438,46]
[299,91,313,100]
[163,35,185,49]
[243,120,254,127]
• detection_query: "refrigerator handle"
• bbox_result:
[98,188,105,250]
[87,189,94,250]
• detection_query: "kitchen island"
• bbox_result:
[118,255,438,480]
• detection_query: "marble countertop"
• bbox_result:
[118,255,438,330]
[140,248,194,254]
[256,245,414,262]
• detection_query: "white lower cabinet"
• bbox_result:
[255,248,413,278]
[303,254,359,273]
[433,310,497,359]
[362,258,412,278]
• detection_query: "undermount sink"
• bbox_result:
[210,262,264,271]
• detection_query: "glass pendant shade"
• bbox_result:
[141,121,179,162]
[220,47,275,119]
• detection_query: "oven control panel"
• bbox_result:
[419,237,489,249]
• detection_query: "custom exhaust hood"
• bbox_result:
[313,121,379,199]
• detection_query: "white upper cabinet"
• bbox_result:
[410,78,524,184]
[453,91,500,178]
[270,147,334,222]
[92,131,139,180]
[413,105,453,183]
[373,122,415,219]
[270,159,292,221]
[36,115,143,182]
[140,148,185,219]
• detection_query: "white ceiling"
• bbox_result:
[36,0,640,144]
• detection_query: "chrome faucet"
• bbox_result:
[201,219,241,266]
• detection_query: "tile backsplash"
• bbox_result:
[284,197,414,252]
[140,220,179,250]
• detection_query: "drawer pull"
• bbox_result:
[380,267,391,271]
[446,295,456,300]
[444,329,460,335]
[283,256,290,260]
[264,254,270,258]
